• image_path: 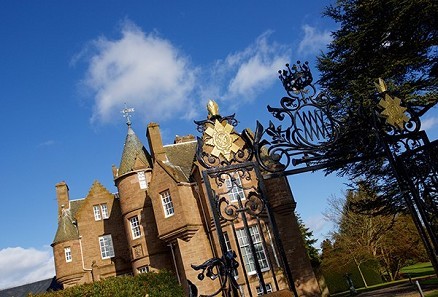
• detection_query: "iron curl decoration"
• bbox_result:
[244,191,265,217]
[254,61,342,173]
[191,250,240,297]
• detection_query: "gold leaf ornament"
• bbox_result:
[205,120,240,161]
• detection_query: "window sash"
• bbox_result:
[138,265,149,273]
[226,175,245,202]
[99,235,115,259]
[93,205,101,221]
[64,247,72,262]
[256,283,273,295]
[130,216,141,239]
[101,204,109,219]
[236,225,269,274]
[160,190,174,217]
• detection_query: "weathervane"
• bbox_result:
[121,103,135,126]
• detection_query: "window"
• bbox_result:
[64,247,72,262]
[99,235,115,259]
[236,225,269,274]
[137,171,148,189]
[223,232,232,251]
[138,265,149,273]
[226,174,245,202]
[93,204,109,220]
[101,204,109,219]
[160,190,174,217]
[93,205,101,220]
[256,283,273,295]
[129,216,141,239]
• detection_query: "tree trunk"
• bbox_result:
[354,257,368,288]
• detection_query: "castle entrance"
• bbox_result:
[191,61,437,296]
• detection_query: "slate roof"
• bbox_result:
[0,277,62,297]
[118,125,153,177]
[52,199,83,245]
[161,140,197,182]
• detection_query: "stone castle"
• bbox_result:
[51,109,324,296]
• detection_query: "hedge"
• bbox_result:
[30,271,184,297]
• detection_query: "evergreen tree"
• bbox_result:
[296,212,321,268]
[316,0,438,213]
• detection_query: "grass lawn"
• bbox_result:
[401,262,435,278]
[332,263,437,296]
[426,291,438,297]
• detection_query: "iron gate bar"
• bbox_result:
[256,218,280,292]
[230,223,253,297]
[252,161,299,297]
[198,160,298,296]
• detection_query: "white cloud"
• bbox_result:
[81,21,198,124]
[37,140,55,148]
[0,246,55,290]
[422,116,438,131]
[298,24,332,56]
[222,32,290,102]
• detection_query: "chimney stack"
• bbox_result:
[55,181,70,217]
[146,123,167,162]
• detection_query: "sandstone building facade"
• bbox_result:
[52,118,324,296]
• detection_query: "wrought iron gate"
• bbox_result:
[191,103,297,296]
[191,60,437,296]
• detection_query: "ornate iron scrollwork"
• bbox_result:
[254,61,342,173]
[191,251,239,297]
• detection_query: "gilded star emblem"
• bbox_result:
[378,94,410,130]
[205,120,240,161]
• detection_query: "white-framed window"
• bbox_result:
[137,171,148,189]
[64,247,72,262]
[129,216,141,239]
[101,204,109,219]
[93,205,101,220]
[236,225,269,274]
[138,265,149,273]
[160,190,174,217]
[226,174,245,202]
[99,235,115,259]
[256,283,273,295]
[93,204,109,220]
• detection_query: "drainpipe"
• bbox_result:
[168,243,181,284]
[78,236,94,281]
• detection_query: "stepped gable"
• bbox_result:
[52,199,83,245]
[161,137,197,182]
[117,125,152,177]
[85,180,112,198]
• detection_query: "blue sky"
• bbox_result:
[1,0,437,290]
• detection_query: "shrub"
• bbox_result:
[30,271,184,297]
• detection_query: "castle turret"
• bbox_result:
[114,121,171,274]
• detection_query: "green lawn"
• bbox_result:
[400,262,435,278]
[332,262,437,296]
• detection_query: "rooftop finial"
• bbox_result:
[121,103,135,126]
[207,100,219,118]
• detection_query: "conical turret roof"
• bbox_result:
[117,125,153,177]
